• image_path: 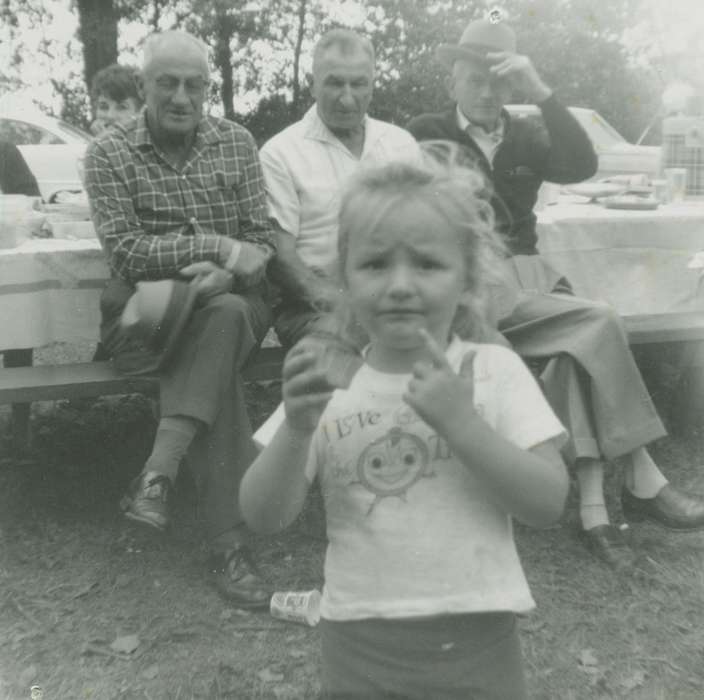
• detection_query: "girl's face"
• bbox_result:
[344,198,469,370]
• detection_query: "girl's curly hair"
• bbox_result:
[333,140,506,344]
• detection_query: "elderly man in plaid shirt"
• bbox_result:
[84,30,275,608]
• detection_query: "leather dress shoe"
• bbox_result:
[209,547,272,609]
[119,471,171,531]
[622,484,704,530]
[581,524,638,570]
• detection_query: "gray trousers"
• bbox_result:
[499,292,666,464]
[101,279,271,547]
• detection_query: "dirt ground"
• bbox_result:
[1,349,704,700]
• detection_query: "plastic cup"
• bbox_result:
[652,178,669,204]
[305,332,363,389]
[270,589,321,627]
[664,168,687,203]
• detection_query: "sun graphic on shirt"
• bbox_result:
[353,427,433,514]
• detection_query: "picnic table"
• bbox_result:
[537,197,704,318]
[1,200,703,440]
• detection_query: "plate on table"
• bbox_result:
[602,195,659,211]
[565,182,628,201]
[48,220,96,239]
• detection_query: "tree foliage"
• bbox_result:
[3,0,665,145]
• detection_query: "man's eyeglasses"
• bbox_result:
[154,76,209,95]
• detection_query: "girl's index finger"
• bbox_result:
[418,328,452,371]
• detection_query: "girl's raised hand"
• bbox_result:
[403,329,478,433]
[282,341,336,433]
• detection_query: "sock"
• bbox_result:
[143,415,200,483]
[576,459,609,530]
[624,447,668,499]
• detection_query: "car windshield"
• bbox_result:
[569,110,626,150]
[56,120,90,143]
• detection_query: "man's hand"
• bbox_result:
[230,242,270,288]
[179,261,232,301]
[487,51,552,104]
[403,329,479,434]
[282,341,336,433]
[89,118,108,136]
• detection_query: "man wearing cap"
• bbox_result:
[260,28,421,349]
[84,30,275,607]
[408,16,704,570]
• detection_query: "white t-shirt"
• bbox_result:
[255,338,566,621]
[259,105,421,273]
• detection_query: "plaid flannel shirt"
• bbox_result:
[84,111,276,283]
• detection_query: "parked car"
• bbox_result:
[505,105,661,180]
[0,100,89,202]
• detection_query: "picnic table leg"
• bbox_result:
[672,341,704,433]
[3,348,33,449]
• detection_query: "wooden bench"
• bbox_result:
[0,347,286,405]
[622,312,704,345]
[0,346,286,447]
[2,314,703,405]
[2,312,703,445]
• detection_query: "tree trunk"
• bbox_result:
[213,10,236,120]
[76,0,119,98]
[291,0,307,115]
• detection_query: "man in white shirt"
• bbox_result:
[260,28,420,348]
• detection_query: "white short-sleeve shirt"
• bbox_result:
[259,106,421,273]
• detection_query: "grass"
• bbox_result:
[0,344,703,699]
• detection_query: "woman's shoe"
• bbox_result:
[622,485,704,530]
[581,524,637,571]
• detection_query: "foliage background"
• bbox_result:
[2,0,701,144]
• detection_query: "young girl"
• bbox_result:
[240,152,569,700]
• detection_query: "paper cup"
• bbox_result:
[270,589,321,627]
[664,168,687,203]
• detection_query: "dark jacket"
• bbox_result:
[406,95,598,255]
[0,141,41,197]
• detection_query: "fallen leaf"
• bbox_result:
[578,648,598,667]
[71,581,99,599]
[110,634,140,654]
[141,664,159,680]
[521,619,546,634]
[288,649,306,659]
[257,667,284,683]
[620,669,646,692]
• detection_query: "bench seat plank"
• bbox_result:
[0,362,156,403]
[0,347,288,406]
[623,312,704,345]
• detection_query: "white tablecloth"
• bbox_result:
[537,199,704,316]
[1,200,703,351]
[0,237,108,349]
